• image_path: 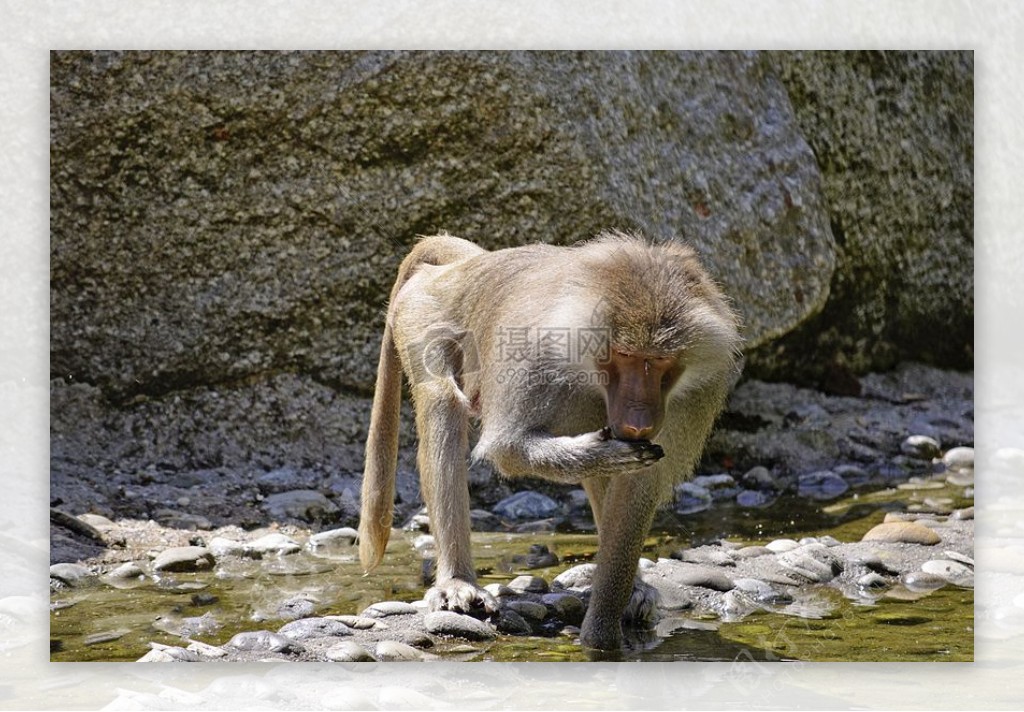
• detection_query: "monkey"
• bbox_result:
[358,230,742,651]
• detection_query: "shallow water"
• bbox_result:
[50,481,973,663]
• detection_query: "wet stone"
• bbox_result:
[557,561,598,590]
[226,630,303,654]
[692,474,740,500]
[152,546,214,572]
[208,537,247,558]
[505,600,547,621]
[326,640,375,662]
[247,533,302,556]
[138,645,202,662]
[673,548,736,567]
[277,617,352,639]
[50,563,95,586]
[277,595,318,620]
[777,543,843,583]
[901,434,942,459]
[106,562,145,580]
[544,593,586,626]
[424,611,496,641]
[741,466,776,490]
[674,482,712,514]
[492,491,561,520]
[307,527,358,550]
[857,573,889,589]
[507,575,549,594]
[903,571,948,591]
[650,560,735,591]
[361,600,420,618]
[732,578,793,605]
[797,471,849,500]
[736,489,773,508]
[943,550,974,567]
[946,471,975,487]
[921,559,974,588]
[495,608,533,636]
[862,521,941,545]
[942,446,974,471]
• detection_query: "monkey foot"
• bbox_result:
[622,575,659,627]
[425,578,499,619]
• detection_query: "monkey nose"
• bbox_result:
[614,423,656,441]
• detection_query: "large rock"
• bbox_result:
[753,51,973,383]
[50,50,833,400]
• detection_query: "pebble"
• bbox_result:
[557,561,598,590]
[901,434,942,459]
[736,489,773,508]
[49,563,95,586]
[483,582,516,598]
[861,521,941,545]
[307,527,358,550]
[921,559,975,587]
[208,537,247,558]
[797,471,849,500]
[84,629,130,645]
[278,617,352,639]
[852,554,901,576]
[507,575,549,594]
[651,560,735,591]
[857,573,889,589]
[732,578,793,605]
[226,630,303,654]
[327,615,377,630]
[361,601,420,618]
[765,539,801,553]
[674,482,712,514]
[778,543,843,583]
[692,474,740,500]
[741,466,776,490]
[152,546,214,572]
[374,640,431,661]
[186,640,228,658]
[674,548,736,567]
[733,545,773,559]
[510,544,560,569]
[277,595,318,620]
[903,571,948,591]
[834,464,870,485]
[137,645,202,662]
[495,609,533,635]
[423,611,496,641]
[941,446,974,471]
[545,593,586,625]
[326,641,376,662]
[505,600,548,621]
[492,491,561,520]
[720,591,754,619]
[943,551,974,567]
[261,490,339,522]
[247,533,302,556]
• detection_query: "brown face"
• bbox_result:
[598,348,684,441]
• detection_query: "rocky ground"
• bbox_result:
[49,362,975,661]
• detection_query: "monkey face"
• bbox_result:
[597,348,684,441]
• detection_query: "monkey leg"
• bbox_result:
[579,469,661,650]
[413,378,498,617]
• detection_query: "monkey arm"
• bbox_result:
[474,429,665,484]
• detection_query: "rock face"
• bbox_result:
[49,51,972,508]
[756,51,974,381]
[51,50,833,400]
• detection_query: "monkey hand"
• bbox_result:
[592,428,665,473]
[425,578,499,619]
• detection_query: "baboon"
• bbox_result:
[358,230,742,651]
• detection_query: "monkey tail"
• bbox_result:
[358,317,402,572]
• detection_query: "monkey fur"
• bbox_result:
[358,230,742,651]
